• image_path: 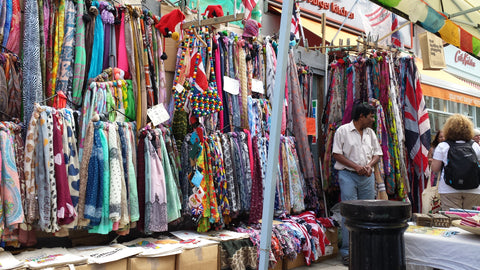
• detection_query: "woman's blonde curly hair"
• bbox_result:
[443,114,474,141]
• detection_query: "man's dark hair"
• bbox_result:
[352,101,375,121]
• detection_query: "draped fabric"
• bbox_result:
[22,0,43,125]
[71,0,86,106]
[323,53,430,210]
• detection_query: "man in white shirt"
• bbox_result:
[332,102,383,266]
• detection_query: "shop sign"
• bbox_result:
[305,0,355,19]
[454,51,476,68]
[444,45,480,83]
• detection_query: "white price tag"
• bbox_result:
[252,79,265,94]
[147,103,170,126]
[223,76,240,95]
[175,83,184,93]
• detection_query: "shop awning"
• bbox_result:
[270,6,359,45]
[370,0,480,59]
[417,58,480,106]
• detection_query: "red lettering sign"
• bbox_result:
[455,50,476,67]
[306,1,354,19]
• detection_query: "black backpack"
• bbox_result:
[444,140,480,190]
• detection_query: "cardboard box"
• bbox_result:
[128,255,176,270]
[268,258,283,270]
[55,259,128,270]
[325,227,339,254]
[175,244,219,270]
[284,253,305,269]
[419,31,446,70]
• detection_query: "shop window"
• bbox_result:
[428,110,451,134]
[476,107,480,127]
[424,96,432,109]
[433,98,446,112]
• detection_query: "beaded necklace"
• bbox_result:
[173,28,195,110]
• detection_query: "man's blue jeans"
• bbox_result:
[338,169,375,257]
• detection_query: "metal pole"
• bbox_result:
[330,0,359,45]
[258,0,293,269]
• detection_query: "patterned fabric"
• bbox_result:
[125,123,139,222]
[89,122,113,234]
[265,36,276,99]
[249,136,263,224]
[0,123,24,228]
[55,0,75,101]
[220,239,257,270]
[52,111,75,225]
[237,44,249,129]
[71,0,86,106]
[157,128,181,223]
[212,135,230,218]
[84,122,104,226]
[221,133,238,214]
[48,0,66,99]
[239,132,252,210]
[287,51,315,181]
[179,133,193,215]
[23,0,43,125]
[5,0,20,54]
[145,130,167,232]
[285,137,305,213]
[230,133,247,212]
[108,122,122,224]
[62,109,80,208]
[5,54,21,118]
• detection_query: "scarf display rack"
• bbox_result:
[321,43,430,212]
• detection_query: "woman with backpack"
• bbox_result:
[431,114,480,211]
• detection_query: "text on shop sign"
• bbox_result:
[305,0,355,19]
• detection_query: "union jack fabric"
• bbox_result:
[291,2,300,41]
[391,14,402,47]
[402,57,431,212]
[242,0,259,19]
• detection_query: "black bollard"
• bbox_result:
[340,200,411,270]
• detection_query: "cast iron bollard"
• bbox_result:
[340,200,411,270]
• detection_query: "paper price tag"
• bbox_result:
[147,103,170,126]
[223,76,240,95]
[175,83,184,93]
[252,79,265,94]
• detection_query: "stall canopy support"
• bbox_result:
[258,0,293,269]
[182,13,245,29]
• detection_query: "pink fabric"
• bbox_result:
[215,39,224,130]
[5,0,20,54]
[117,11,128,73]
[342,66,354,124]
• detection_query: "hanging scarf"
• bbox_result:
[71,0,85,106]
[0,123,24,228]
[1,0,12,48]
[55,0,75,105]
[52,111,76,225]
[22,0,43,125]
[48,0,66,100]
[87,1,104,80]
[4,0,19,54]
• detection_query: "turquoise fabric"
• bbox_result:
[89,123,113,234]
[87,1,105,79]
[419,6,445,33]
